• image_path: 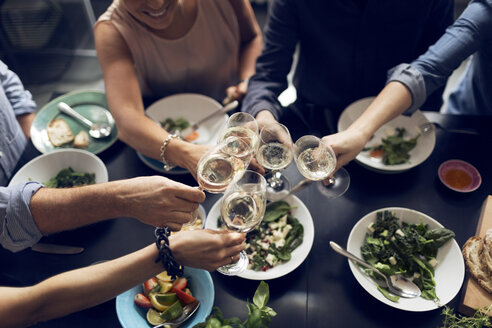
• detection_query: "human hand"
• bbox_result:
[320,129,369,183]
[168,141,212,181]
[116,176,205,230]
[170,229,246,271]
[255,110,279,133]
[224,80,249,104]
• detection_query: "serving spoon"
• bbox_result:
[329,241,421,298]
[152,300,200,328]
[58,102,112,139]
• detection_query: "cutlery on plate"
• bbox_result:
[31,242,84,255]
[419,121,479,136]
[329,241,421,298]
[57,102,112,139]
[179,100,239,139]
[152,300,200,328]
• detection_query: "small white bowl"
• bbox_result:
[8,149,108,187]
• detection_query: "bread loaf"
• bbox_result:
[47,118,74,146]
[462,234,492,294]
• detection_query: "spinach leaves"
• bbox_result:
[360,211,455,302]
[365,127,420,165]
[44,167,95,188]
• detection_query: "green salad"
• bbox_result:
[44,167,95,188]
[160,117,190,132]
[218,200,304,272]
[360,210,455,302]
[364,127,420,165]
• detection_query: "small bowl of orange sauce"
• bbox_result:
[438,159,481,192]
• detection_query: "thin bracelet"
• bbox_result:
[160,133,180,171]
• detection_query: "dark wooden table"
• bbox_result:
[1,112,490,327]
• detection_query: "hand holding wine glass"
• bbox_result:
[293,135,350,198]
[256,122,294,199]
[217,170,267,275]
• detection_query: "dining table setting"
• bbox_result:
[1,92,491,328]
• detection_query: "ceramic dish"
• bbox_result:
[138,93,229,174]
[116,267,214,328]
[30,90,117,155]
[337,97,436,173]
[206,195,315,280]
[346,207,464,312]
[8,149,108,187]
[438,159,481,192]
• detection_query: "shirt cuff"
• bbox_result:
[1,182,44,252]
[246,101,281,122]
[387,63,427,115]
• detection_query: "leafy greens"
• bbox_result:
[360,210,455,302]
[44,167,95,188]
[364,127,420,165]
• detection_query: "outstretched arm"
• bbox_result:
[0,229,245,328]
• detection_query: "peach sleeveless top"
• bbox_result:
[97,0,240,101]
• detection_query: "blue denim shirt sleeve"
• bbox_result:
[387,0,492,113]
[0,182,44,252]
[0,61,37,116]
[241,0,298,120]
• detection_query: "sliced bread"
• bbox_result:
[73,130,89,148]
[47,118,74,147]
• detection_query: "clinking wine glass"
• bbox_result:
[256,122,294,200]
[217,170,267,276]
[293,135,350,198]
[184,136,249,229]
[217,112,259,167]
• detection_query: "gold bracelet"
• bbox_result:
[160,134,180,171]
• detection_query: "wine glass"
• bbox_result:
[256,122,293,200]
[293,135,350,198]
[217,112,259,167]
[217,170,267,276]
[183,136,249,229]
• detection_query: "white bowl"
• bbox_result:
[8,149,108,187]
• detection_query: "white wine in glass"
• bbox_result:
[217,170,267,276]
[256,122,293,199]
[294,135,350,198]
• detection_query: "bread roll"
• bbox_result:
[462,236,492,294]
[47,118,74,147]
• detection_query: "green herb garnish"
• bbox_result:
[439,306,491,328]
[160,117,190,132]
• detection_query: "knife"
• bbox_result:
[179,100,239,139]
[31,242,84,255]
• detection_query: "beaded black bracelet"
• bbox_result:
[154,227,183,279]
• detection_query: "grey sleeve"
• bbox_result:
[0,182,44,252]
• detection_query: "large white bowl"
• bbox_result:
[8,149,108,187]
[346,207,464,312]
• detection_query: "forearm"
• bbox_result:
[0,244,162,328]
[16,112,35,138]
[29,181,133,235]
[347,82,412,140]
[238,34,262,81]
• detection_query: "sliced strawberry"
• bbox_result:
[142,277,160,296]
[171,277,187,291]
[134,293,152,308]
[173,287,196,304]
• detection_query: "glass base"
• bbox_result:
[217,251,249,276]
[317,167,350,198]
[265,171,291,201]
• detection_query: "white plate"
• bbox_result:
[206,195,314,280]
[337,97,436,173]
[8,149,108,187]
[347,207,464,312]
[138,93,229,174]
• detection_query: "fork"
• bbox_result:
[419,122,479,136]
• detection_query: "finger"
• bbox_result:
[168,197,201,213]
[174,187,206,203]
[221,232,246,246]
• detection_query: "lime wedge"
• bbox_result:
[149,293,171,312]
[160,300,183,321]
[155,293,178,305]
[146,308,165,325]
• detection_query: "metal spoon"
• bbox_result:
[58,102,112,139]
[329,241,421,298]
[419,121,479,136]
[152,300,200,328]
